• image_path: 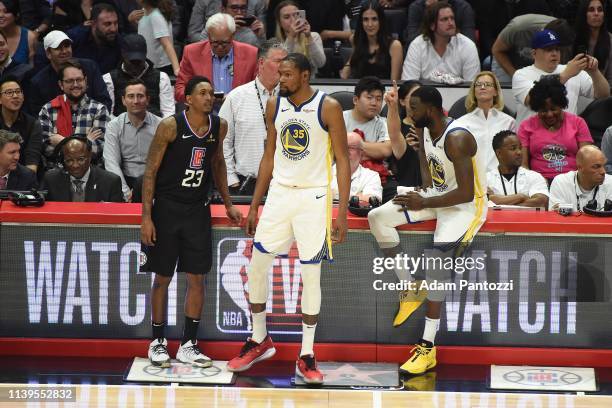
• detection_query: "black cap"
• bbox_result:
[121,34,147,61]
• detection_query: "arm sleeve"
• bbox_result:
[517,120,530,149]
[307,32,326,69]
[512,69,534,107]
[102,72,115,115]
[548,177,572,210]
[151,12,171,39]
[401,39,422,80]
[24,118,43,167]
[461,38,481,81]
[39,105,55,159]
[575,116,594,143]
[219,96,239,186]
[187,0,207,43]
[602,127,612,173]
[175,50,193,102]
[377,117,390,142]
[528,171,550,198]
[361,170,383,200]
[158,72,175,118]
[90,105,108,161]
[102,117,129,199]
[403,1,424,46]
[456,0,476,43]
[109,175,125,203]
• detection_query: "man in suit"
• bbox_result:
[42,136,123,202]
[0,129,37,191]
[175,13,258,102]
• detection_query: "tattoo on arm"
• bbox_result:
[142,118,176,218]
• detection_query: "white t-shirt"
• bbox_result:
[549,171,612,210]
[331,164,382,201]
[401,33,480,82]
[343,110,389,143]
[138,8,173,69]
[458,108,516,173]
[512,64,593,126]
[487,167,549,198]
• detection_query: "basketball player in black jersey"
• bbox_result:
[141,76,242,367]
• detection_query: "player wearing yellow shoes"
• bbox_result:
[368,84,487,375]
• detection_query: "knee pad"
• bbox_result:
[300,263,321,315]
[246,249,275,304]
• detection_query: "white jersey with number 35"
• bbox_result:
[272,90,332,188]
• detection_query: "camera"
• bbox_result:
[558,203,573,216]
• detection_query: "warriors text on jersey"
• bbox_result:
[272,90,332,188]
[154,110,221,204]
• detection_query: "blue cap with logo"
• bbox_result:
[531,29,561,49]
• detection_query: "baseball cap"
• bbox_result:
[43,30,72,50]
[532,29,561,49]
[120,34,147,61]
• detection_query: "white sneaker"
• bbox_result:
[148,338,171,368]
[176,340,212,367]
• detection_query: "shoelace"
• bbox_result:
[301,355,317,370]
[410,344,431,357]
[184,344,202,357]
[152,343,168,356]
[239,339,258,357]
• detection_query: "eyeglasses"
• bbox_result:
[1,89,22,97]
[210,40,232,47]
[228,4,248,11]
[62,78,85,85]
[474,81,495,89]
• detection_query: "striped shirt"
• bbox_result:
[39,95,108,163]
[220,77,277,186]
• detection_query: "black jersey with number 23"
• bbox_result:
[154,111,221,204]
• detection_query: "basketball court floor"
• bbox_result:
[3,356,612,407]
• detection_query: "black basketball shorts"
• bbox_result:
[141,198,212,277]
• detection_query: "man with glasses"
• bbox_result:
[41,136,123,202]
[198,0,265,47]
[175,13,258,103]
[28,30,111,117]
[0,77,42,174]
[39,59,109,169]
[187,0,266,44]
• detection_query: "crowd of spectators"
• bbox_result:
[0,0,610,211]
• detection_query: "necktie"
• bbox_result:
[0,176,6,190]
[73,179,85,202]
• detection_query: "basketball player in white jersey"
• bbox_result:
[226,53,350,384]
[368,84,487,375]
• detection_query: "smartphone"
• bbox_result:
[577,45,589,56]
[241,15,256,26]
[214,91,225,99]
[297,9,306,21]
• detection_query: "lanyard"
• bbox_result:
[253,80,268,133]
[499,169,518,196]
[575,173,599,211]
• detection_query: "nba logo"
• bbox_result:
[190,147,206,169]
[216,238,303,335]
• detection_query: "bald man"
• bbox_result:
[549,145,612,211]
[331,131,382,203]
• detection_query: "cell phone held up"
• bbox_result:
[214,91,225,99]
[297,9,306,22]
[239,15,256,26]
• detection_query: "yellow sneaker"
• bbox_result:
[399,341,437,375]
[402,371,437,391]
[393,281,427,327]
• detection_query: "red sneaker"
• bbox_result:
[226,336,276,372]
[296,354,324,385]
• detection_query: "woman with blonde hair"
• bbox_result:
[460,71,516,173]
[274,1,325,77]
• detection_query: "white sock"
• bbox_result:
[395,265,413,284]
[300,323,317,357]
[422,317,439,344]
[251,311,267,343]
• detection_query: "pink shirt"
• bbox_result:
[518,112,592,180]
